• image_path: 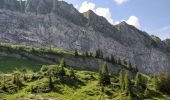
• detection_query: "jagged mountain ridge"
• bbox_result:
[0,0,169,74]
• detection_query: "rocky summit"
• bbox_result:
[0,0,169,74]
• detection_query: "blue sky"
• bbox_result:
[63,0,170,40]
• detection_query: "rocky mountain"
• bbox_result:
[0,0,169,74]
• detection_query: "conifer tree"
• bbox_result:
[99,63,111,86]
[135,72,142,89]
[75,50,78,56]
[60,59,66,68]
[133,64,138,72]
[123,59,127,65]
[135,72,146,90]
[48,75,53,89]
[59,59,66,76]
[69,67,76,80]
[95,49,100,58]
[127,60,132,70]
[124,72,131,95]
[85,51,89,57]
[119,71,125,91]
[12,72,23,87]
[117,58,121,65]
[124,72,131,91]
[110,55,115,64]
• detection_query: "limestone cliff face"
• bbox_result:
[0,0,169,74]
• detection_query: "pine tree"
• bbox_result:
[124,72,131,95]
[60,59,66,68]
[127,60,132,70]
[133,64,138,72]
[75,50,78,56]
[99,63,111,86]
[69,67,76,80]
[12,72,23,87]
[85,51,89,57]
[119,71,125,91]
[152,75,159,90]
[123,59,127,65]
[110,55,115,64]
[100,50,103,59]
[135,72,146,91]
[117,58,121,65]
[48,75,53,89]
[59,59,66,76]
[135,72,142,89]
[95,49,100,58]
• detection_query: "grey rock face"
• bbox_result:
[0,0,169,74]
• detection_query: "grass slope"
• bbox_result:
[0,56,47,73]
[0,65,170,100]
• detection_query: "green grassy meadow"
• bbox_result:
[0,56,47,73]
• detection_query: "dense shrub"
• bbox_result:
[152,71,170,94]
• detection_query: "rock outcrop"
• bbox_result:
[0,0,169,74]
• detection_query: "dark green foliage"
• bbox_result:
[48,76,53,89]
[94,49,103,59]
[101,86,104,92]
[105,56,110,62]
[127,60,132,70]
[58,66,66,77]
[12,72,23,88]
[40,65,58,77]
[69,68,76,80]
[152,71,170,94]
[123,59,127,65]
[75,50,79,56]
[124,72,131,95]
[144,88,150,97]
[59,59,66,77]
[85,51,89,57]
[60,59,66,68]
[99,63,111,86]
[133,64,138,72]
[89,52,93,57]
[119,71,125,91]
[135,72,146,91]
[110,55,115,64]
[117,58,121,65]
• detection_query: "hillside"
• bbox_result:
[0,43,133,74]
[0,61,170,99]
[0,44,170,99]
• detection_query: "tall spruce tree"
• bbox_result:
[124,72,131,95]
[75,50,78,56]
[48,75,53,90]
[99,63,111,86]
[127,60,132,70]
[117,58,121,65]
[59,59,66,76]
[110,55,115,64]
[119,71,125,91]
[133,64,138,72]
[135,72,146,91]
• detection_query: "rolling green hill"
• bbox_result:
[0,43,170,100]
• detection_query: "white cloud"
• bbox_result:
[126,16,140,28]
[74,4,79,9]
[78,1,139,27]
[79,1,95,13]
[113,0,128,5]
[78,1,114,24]
[114,16,140,28]
[95,8,114,24]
